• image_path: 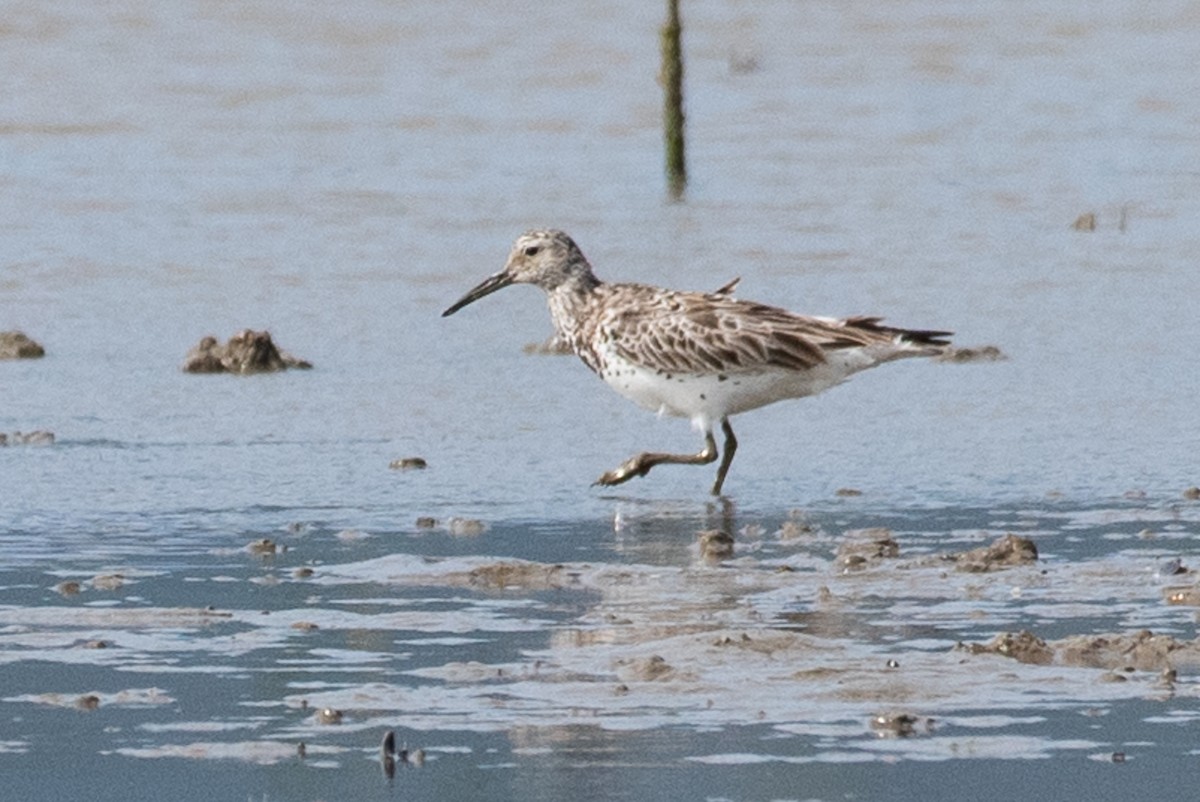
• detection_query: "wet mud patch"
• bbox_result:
[2,499,1200,775]
[6,688,174,710]
[114,740,335,766]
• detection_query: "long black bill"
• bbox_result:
[442,271,515,317]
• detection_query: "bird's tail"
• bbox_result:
[844,316,953,357]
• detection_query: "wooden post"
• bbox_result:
[661,0,686,200]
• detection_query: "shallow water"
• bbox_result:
[4,1,1200,800]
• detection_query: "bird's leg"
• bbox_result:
[594,429,718,488]
[711,417,738,496]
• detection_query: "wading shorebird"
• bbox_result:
[443,230,951,496]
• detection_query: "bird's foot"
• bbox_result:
[593,456,654,487]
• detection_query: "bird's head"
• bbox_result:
[442,229,592,316]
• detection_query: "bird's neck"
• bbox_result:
[546,272,602,352]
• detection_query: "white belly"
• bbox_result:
[596,349,882,429]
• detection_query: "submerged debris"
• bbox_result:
[183,330,312,374]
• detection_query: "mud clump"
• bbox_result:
[467,562,569,590]
[1054,630,1191,672]
[696,530,734,563]
[446,518,487,536]
[615,655,677,682]
[962,629,1200,671]
[1071,211,1097,231]
[0,331,44,359]
[963,630,1055,665]
[76,694,101,711]
[0,430,55,446]
[836,527,899,571]
[389,457,428,470]
[183,330,312,374]
[950,534,1038,572]
[869,712,935,737]
[315,707,343,725]
[90,574,125,591]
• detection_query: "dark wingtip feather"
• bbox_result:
[842,316,953,347]
[901,328,954,347]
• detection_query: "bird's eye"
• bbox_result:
[524,245,540,257]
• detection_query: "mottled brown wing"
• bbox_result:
[599,286,887,375]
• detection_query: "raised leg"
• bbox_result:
[594,429,718,488]
[711,417,737,496]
